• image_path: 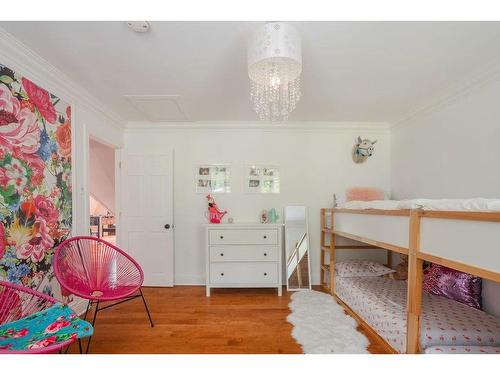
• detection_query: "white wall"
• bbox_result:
[124,123,391,285]
[90,196,109,215]
[391,74,500,317]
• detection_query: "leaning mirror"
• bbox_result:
[284,206,311,290]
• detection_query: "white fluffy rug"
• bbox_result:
[287,290,370,354]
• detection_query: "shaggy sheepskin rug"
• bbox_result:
[287,290,370,354]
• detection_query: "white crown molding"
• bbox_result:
[392,57,500,130]
[0,27,125,129]
[125,121,391,134]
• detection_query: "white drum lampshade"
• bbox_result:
[248,22,302,121]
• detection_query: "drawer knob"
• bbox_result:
[220,273,224,276]
[263,235,267,239]
[220,235,224,239]
[264,253,267,256]
[264,272,267,276]
[220,253,224,256]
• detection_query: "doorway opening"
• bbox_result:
[89,138,117,245]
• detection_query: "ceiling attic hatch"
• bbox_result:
[125,95,189,122]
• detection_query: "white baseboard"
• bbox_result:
[173,275,321,286]
[174,275,205,285]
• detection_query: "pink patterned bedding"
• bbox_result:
[334,276,500,353]
[425,346,500,354]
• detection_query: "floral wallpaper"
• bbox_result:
[0,64,72,302]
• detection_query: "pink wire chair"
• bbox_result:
[0,280,76,354]
[53,236,154,353]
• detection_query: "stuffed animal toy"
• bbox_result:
[389,254,408,280]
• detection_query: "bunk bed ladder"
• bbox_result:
[320,208,335,295]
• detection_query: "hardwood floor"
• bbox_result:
[69,286,389,354]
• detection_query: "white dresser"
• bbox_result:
[204,223,283,296]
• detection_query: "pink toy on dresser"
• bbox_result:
[206,194,227,224]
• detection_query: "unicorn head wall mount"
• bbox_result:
[352,136,377,164]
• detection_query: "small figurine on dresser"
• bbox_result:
[260,208,279,224]
[267,208,279,223]
[205,194,227,224]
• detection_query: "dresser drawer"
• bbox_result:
[209,246,279,262]
[209,229,278,245]
[210,262,278,284]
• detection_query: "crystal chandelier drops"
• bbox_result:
[248,22,302,121]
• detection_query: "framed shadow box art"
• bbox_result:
[195,165,231,193]
[245,165,280,194]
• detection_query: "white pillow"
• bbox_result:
[334,260,395,277]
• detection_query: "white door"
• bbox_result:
[120,151,174,286]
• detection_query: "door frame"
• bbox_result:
[84,128,122,246]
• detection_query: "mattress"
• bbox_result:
[425,345,500,354]
[334,276,500,353]
[337,198,500,212]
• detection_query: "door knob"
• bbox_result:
[164,224,171,229]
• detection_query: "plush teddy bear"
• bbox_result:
[389,254,409,280]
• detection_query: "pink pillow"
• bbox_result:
[345,187,385,202]
[423,264,482,310]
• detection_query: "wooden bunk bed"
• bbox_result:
[320,207,500,354]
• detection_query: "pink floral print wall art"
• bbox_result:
[0,64,72,302]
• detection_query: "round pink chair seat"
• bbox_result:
[53,236,144,302]
[71,284,140,301]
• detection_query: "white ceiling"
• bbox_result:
[2,21,500,123]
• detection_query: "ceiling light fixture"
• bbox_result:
[248,22,302,121]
